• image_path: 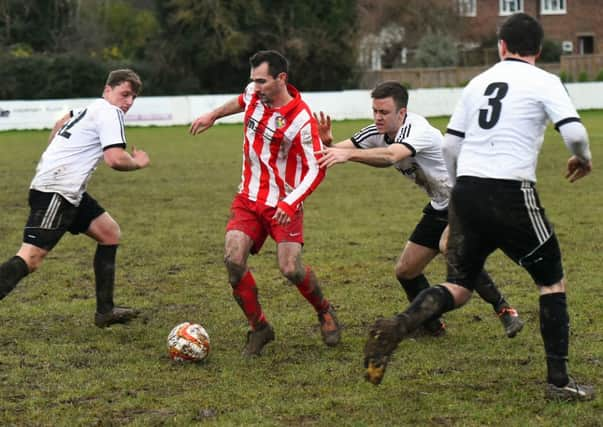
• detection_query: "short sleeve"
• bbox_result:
[542,77,580,128]
[98,106,126,150]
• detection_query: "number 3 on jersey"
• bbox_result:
[58,109,87,139]
[478,83,508,129]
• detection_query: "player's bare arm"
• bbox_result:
[313,111,356,150]
[318,143,411,169]
[103,146,150,171]
[48,113,71,144]
[189,97,244,135]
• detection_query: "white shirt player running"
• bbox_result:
[30,98,127,206]
[447,58,584,183]
[351,111,451,210]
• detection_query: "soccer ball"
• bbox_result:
[167,322,211,362]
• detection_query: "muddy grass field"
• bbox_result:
[0,113,602,425]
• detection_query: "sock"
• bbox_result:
[232,270,267,330]
[396,285,455,333]
[295,266,330,313]
[540,292,569,387]
[473,270,507,313]
[0,256,29,300]
[94,245,117,314]
[398,274,430,302]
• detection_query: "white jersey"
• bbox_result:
[447,58,581,182]
[351,111,451,210]
[30,98,127,205]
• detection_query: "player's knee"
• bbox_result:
[224,255,246,286]
[280,263,304,284]
[395,261,419,281]
[105,224,121,245]
[16,250,45,273]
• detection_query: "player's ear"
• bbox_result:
[497,39,507,58]
[398,107,407,120]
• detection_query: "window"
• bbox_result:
[578,35,594,55]
[458,0,476,17]
[541,0,566,15]
[499,0,523,15]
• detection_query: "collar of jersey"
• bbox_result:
[503,57,531,65]
[261,83,301,115]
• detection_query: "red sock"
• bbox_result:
[296,267,330,313]
[232,271,267,330]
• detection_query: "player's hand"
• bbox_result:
[272,207,291,225]
[313,111,333,146]
[189,112,216,135]
[315,147,351,168]
[131,145,150,169]
[566,156,592,183]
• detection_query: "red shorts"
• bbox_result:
[226,194,304,254]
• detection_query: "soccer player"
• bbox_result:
[315,81,523,338]
[0,69,150,327]
[363,14,595,401]
[189,50,341,356]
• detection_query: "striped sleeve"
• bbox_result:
[350,124,381,148]
[279,116,325,216]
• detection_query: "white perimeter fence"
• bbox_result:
[2,82,603,131]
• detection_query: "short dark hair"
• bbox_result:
[249,50,289,78]
[498,13,543,56]
[371,81,409,110]
[105,69,143,94]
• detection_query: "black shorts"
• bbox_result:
[408,203,448,250]
[446,177,563,288]
[23,190,105,250]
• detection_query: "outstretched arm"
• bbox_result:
[189,97,244,135]
[317,143,411,169]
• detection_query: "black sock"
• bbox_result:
[473,270,507,313]
[540,293,569,387]
[398,274,430,302]
[0,256,29,300]
[396,285,455,333]
[94,245,117,314]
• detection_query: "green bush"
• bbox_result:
[540,38,562,63]
[578,71,589,82]
[596,70,603,81]
[0,54,165,99]
[559,71,573,83]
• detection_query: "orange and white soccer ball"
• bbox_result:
[167,322,211,362]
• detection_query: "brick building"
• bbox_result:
[458,0,602,54]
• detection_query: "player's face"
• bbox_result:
[103,81,138,113]
[250,62,286,106]
[372,97,405,137]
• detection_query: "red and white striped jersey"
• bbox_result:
[237,82,325,217]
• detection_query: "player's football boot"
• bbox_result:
[497,306,525,338]
[364,316,406,385]
[318,304,341,347]
[545,378,595,401]
[242,323,275,357]
[94,306,140,328]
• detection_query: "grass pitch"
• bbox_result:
[0,112,602,426]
